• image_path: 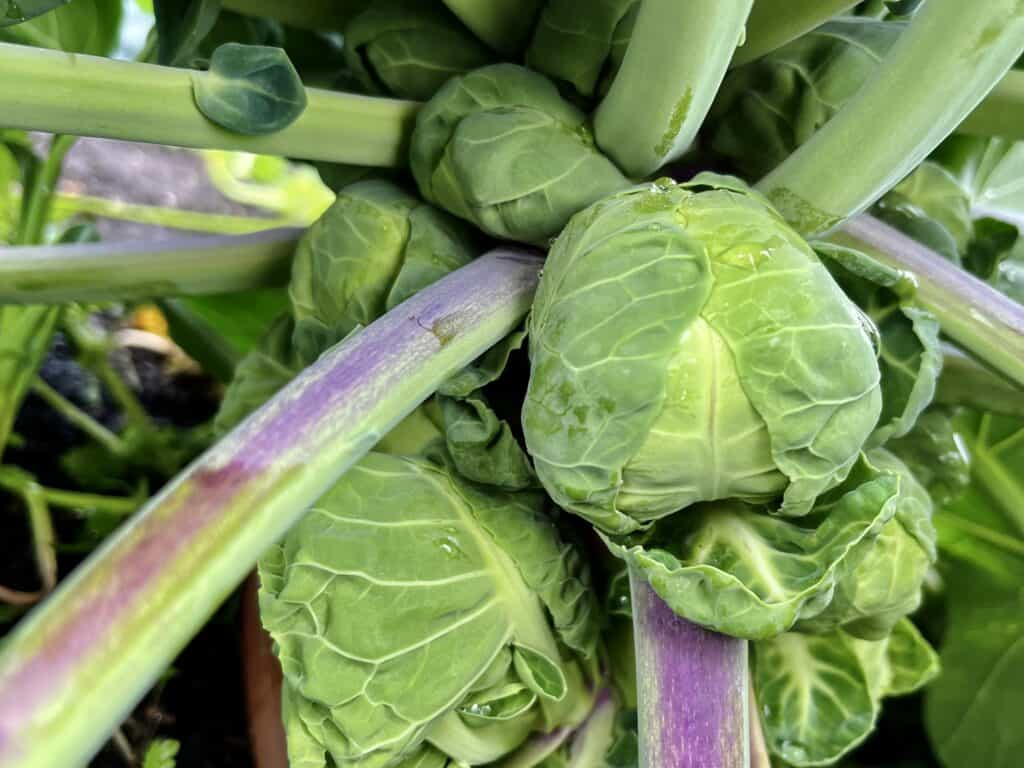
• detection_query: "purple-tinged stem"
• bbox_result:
[0,248,542,768]
[629,567,749,768]
[831,214,1024,389]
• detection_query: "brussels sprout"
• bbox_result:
[259,452,599,768]
[289,178,480,366]
[796,449,937,639]
[525,0,638,99]
[410,64,630,245]
[523,175,882,535]
[708,17,904,179]
[343,0,494,100]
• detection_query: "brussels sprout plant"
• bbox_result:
[0,2,1023,768]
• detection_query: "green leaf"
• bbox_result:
[177,287,288,359]
[755,618,938,767]
[925,572,1024,768]
[438,392,537,491]
[815,243,942,448]
[933,134,1024,217]
[0,0,122,54]
[141,738,180,768]
[513,645,568,702]
[879,162,974,254]
[153,0,221,66]
[936,410,1024,585]
[796,449,936,640]
[709,17,904,180]
[259,453,597,767]
[343,0,494,100]
[887,406,970,505]
[193,43,307,136]
[606,456,900,639]
[0,0,69,27]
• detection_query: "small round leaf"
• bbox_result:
[193,43,307,136]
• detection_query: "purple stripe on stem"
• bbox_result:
[630,566,749,768]
[0,248,541,768]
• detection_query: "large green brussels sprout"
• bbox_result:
[343,0,494,100]
[410,64,629,245]
[523,175,882,535]
[708,17,903,179]
[259,452,600,768]
[525,0,638,99]
[796,449,936,639]
[289,178,480,366]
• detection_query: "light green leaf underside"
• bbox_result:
[755,618,938,766]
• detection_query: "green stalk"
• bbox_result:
[16,136,75,246]
[935,343,1024,418]
[50,193,291,234]
[220,0,369,30]
[594,0,753,177]
[442,0,541,55]
[34,487,139,517]
[730,0,859,67]
[757,0,1024,235]
[831,214,1024,389]
[958,69,1024,141]
[30,379,127,457]
[0,44,419,166]
[60,310,152,432]
[0,248,542,768]
[0,136,75,457]
[0,228,300,304]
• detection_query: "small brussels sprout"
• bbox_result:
[260,452,599,768]
[289,178,480,366]
[525,0,638,99]
[708,17,904,179]
[343,0,494,100]
[410,63,629,245]
[523,175,882,534]
[797,448,937,640]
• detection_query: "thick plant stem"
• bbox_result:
[831,215,1024,389]
[0,44,419,166]
[442,0,541,55]
[959,69,1024,141]
[757,0,1024,236]
[0,228,301,304]
[594,0,753,177]
[0,248,542,768]
[731,0,859,67]
[629,567,749,768]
